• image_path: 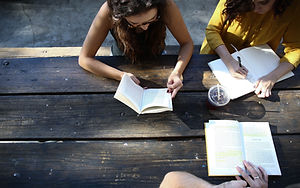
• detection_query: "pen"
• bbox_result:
[231,44,243,68]
[237,56,242,67]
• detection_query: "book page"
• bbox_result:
[205,120,245,176]
[240,44,294,82]
[208,56,254,99]
[241,122,281,175]
[114,74,144,113]
[141,88,172,114]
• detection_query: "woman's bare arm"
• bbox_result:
[78,2,125,81]
[164,0,194,97]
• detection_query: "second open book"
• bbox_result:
[114,74,172,114]
[205,120,281,176]
[208,44,294,99]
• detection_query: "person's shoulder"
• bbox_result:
[98,2,111,19]
[217,0,226,4]
[94,2,113,28]
[162,0,177,21]
[289,0,300,14]
[165,0,174,6]
[283,0,299,14]
[164,0,176,9]
[276,0,300,22]
[291,0,300,7]
[212,0,226,7]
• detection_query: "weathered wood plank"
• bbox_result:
[0,136,298,187]
[0,45,201,58]
[0,47,111,58]
[0,90,299,139]
[1,55,299,94]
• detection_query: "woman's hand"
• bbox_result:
[254,62,294,98]
[236,160,268,188]
[124,72,140,85]
[226,59,248,79]
[167,72,183,98]
[254,74,276,98]
[214,45,248,79]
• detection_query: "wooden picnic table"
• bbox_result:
[0,54,299,187]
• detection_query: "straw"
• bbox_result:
[217,84,220,101]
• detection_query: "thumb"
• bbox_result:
[254,79,260,88]
[131,76,140,85]
[236,180,247,187]
[235,175,242,180]
[167,79,174,85]
[167,80,174,88]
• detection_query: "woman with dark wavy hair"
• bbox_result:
[79,0,193,98]
[201,0,300,98]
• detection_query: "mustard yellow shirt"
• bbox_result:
[200,0,300,68]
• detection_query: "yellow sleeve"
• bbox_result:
[280,2,300,68]
[205,0,227,50]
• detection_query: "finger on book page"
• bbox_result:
[171,88,179,98]
[258,166,268,182]
[243,161,260,179]
[236,166,254,184]
[235,175,242,180]
[254,82,263,95]
[131,76,140,85]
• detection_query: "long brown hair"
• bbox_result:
[107,0,167,63]
[222,0,292,27]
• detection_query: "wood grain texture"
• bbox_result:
[0,136,298,188]
[0,45,201,58]
[0,47,111,58]
[1,55,299,94]
[0,90,299,139]
[0,54,299,188]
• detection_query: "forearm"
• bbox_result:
[172,41,193,76]
[78,56,124,81]
[160,171,214,188]
[267,61,294,81]
[214,44,234,66]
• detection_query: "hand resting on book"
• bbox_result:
[159,160,268,188]
[167,71,183,98]
[124,72,140,85]
[254,74,276,98]
[254,61,294,98]
[236,160,268,188]
[124,72,182,98]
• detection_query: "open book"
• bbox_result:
[208,44,294,99]
[114,74,173,114]
[205,120,281,176]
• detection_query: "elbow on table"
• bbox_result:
[78,55,89,70]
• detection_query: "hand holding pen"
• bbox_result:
[230,44,248,78]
